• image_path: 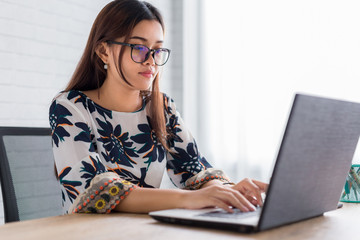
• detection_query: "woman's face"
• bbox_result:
[107,20,165,91]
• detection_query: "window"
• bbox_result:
[184,0,360,181]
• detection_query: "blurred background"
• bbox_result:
[1,0,360,224]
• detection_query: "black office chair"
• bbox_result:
[0,127,62,223]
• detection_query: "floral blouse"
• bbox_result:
[49,90,230,214]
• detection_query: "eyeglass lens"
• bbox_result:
[132,45,169,65]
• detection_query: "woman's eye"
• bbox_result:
[134,45,146,51]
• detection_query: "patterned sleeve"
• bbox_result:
[49,94,135,214]
[164,95,232,189]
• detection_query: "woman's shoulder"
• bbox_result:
[52,90,88,107]
[50,90,93,116]
[50,90,96,124]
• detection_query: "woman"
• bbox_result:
[49,0,267,214]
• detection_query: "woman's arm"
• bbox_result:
[115,188,184,213]
[115,182,264,213]
[51,93,137,214]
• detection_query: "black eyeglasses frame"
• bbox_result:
[106,40,171,66]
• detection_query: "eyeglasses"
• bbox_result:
[106,40,171,66]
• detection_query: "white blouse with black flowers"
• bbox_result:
[49,90,230,214]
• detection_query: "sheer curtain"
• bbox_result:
[184,0,360,182]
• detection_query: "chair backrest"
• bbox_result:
[0,127,62,223]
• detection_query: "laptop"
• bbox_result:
[150,93,360,233]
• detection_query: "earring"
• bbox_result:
[104,63,108,70]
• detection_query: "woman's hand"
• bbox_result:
[180,179,268,213]
[231,178,268,207]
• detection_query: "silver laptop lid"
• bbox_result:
[259,94,360,231]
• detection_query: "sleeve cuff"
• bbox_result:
[69,172,136,214]
[184,168,233,190]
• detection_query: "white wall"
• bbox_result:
[0,0,112,127]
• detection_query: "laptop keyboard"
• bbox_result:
[197,208,261,219]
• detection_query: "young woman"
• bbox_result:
[49,0,267,214]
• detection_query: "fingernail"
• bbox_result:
[226,206,234,213]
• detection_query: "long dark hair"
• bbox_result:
[65,0,170,150]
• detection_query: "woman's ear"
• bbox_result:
[95,42,109,64]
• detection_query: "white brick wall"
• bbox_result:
[0,0,183,225]
[0,0,111,127]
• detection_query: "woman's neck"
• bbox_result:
[86,79,143,113]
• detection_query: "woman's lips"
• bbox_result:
[139,71,154,78]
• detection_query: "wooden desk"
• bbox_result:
[0,203,358,240]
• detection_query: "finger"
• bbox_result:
[211,198,233,213]
[218,188,256,212]
[252,180,269,192]
[245,194,262,207]
[245,194,258,205]
[231,189,257,211]
[236,181,261,206]
[214,190,248,212]
[242,179,264,206]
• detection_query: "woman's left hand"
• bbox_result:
[230,178,268,207]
